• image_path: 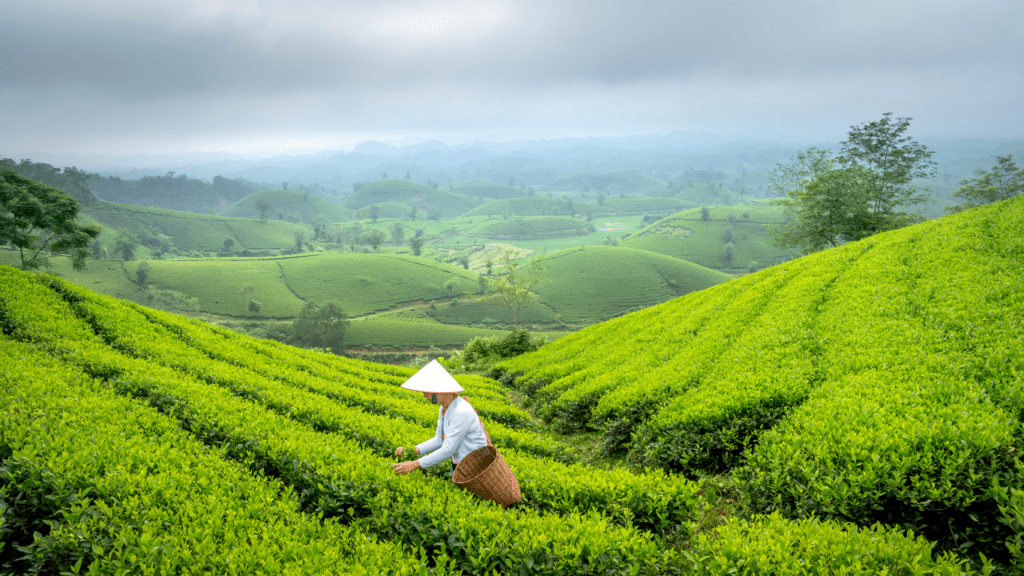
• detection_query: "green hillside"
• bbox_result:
[0,256,981,574]
[535,246,731,324]
[467,216,593,239]
[620,201,800,270]
[344,179,435,208]
[277,252,478,316]
[85,200,309,254]
[463,197,577,218]
[354,201,413,219]
[602,196,693,213]
[344,180,479,217]
[496,196,1024,562]
[451,179,525,199]
[548,173,667,195]
[220,189,353,222]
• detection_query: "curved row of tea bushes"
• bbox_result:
[628,242,871,475]
[29,272,701,539]
[42,279,561,461]
[139,305,529,426]
[498,253,805,443]
[738,204,1024,559]
[0,339,444,576]
[687,512,978,575]
[0,268,683,576]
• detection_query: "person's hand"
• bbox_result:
[390,460,422,475]
[395,446,420,458]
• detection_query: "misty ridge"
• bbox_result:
[26,131,1024,218]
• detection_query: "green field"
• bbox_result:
[547,173,668,195]
[344,180,481,217]
[220,189,353,222]
[450,179,525,199]
[278,252,479,316]
[0,260,989,574]
[620,201,800,270]
[495,196,1024,564]
[85,200,308,253]
[533,245,732,323]
[467,215,593,239]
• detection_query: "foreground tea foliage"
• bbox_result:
[0,258,985,573]
[496,197,1024,562]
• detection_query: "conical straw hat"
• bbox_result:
[400,360,464,393]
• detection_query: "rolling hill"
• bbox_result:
[533,245,732,324]
[620,201,800,270]
[546,173,668,195]
[84,200,310,254]
[344,180,480,217]
[450,179,526,199]
[495,196,1024,562]
[219,189,353,222]
[467,216,594,240]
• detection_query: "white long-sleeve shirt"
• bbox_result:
[416,396,488,469]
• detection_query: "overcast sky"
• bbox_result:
[3,0,1023,160]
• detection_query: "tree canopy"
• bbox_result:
[488,248,546,331]
[947,155,1024,213]
[291,301,349,354]
[1,170,101,271]
[770,113,935,253]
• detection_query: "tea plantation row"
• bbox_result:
[0,264,980,574]
[495,196,1024,563]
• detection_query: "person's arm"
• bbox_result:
[415,409,444,458]
[417,408,472,469]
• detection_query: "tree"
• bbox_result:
[136,261,151,286]
[458,255,470,270]
[947,155,1023,213]
[723,242,735,267]
[410,236,424,256]
[294,229,306,253]
[368,205,380,222]
[489,248,546,331]
[411,206,417,221]
[248,300,262,317]
[292,301,349,354]
[390,221,405,245]
[114,230,140,261]
[597,193,606,206]
[769,150,875,253]
[444,279,455,300]
[768,114,935,254]
[223,237,235,251]
[1,171,101,271]
[837,112,936,223]
[361,229,387,250]
[700,206,711,221]
[311,216,328,240]
[254,198,271,221]
[428,207,441,221]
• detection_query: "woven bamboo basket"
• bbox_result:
[453,444,521,507]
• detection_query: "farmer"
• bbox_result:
[391,360,488,480]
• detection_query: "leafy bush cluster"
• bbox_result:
[444,328,548,372]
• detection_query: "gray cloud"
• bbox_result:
[2,0,1022,157]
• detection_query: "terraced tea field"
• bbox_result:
[496,196,1024,565]
[0,262,983,574]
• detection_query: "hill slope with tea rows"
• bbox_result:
[0,266,983,574]
[496,196,1024,563]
